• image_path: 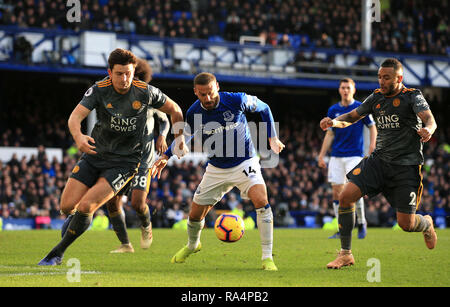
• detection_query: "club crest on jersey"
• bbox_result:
[132,100,142,110]
[223,110,235,121]
[393,98,400,107]
[352,168,361,175]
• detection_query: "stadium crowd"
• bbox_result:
[1,111,448,229]
[0,0,448,56]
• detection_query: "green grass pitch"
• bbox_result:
[0,228,448,287]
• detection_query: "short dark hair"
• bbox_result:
[194,72,216,86]
[339,78,355,87]
[380,58,403,73]
[108,48,137,71]
[134,58,152,83]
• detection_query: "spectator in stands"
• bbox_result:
[13,36,32,64]
[278,34,292,48]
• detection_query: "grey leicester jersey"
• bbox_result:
[356,87,430,165]
[140,108,170,169]
[79,77,166,164]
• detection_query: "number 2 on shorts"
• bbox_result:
[409,192,417,207]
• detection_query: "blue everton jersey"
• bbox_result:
[328,100,374,157]
[181,92,276,168]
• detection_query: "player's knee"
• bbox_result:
[78,199,97,214]
[60,201,77,215]
[131,199,146,213]
[248,186,268,208]
[253,198,268,209]
[338,192,354,208]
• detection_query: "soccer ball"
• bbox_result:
[214,213,245,242]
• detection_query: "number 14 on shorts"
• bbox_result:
[242,166,257,177]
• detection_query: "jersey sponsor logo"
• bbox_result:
[393,98,400,107]
[376,114,400,129]
[202,122,239,135]
[110,116,138,132]
[352,168,361,175]
[132,101,142,110]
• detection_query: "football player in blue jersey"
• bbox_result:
[151,72,285,271]
[318,78,377,239]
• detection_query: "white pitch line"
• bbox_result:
[0,271,101,277]
[0,265,65,271]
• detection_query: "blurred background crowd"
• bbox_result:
[0,0,448,56]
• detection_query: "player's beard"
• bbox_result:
[202,96,219,110]
[382,83,396,96]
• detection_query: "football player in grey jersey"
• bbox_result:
[105,58,170,253]
[320,58,438,269]
[38,49,188,266]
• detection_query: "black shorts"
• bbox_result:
[116,166,151,196]
[70,155,138,194]
[347,154,423,214]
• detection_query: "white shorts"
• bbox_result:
[193,156,266,206]
[328,156,363,185]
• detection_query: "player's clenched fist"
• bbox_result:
[269,137,285,154]
[320,117,334,131]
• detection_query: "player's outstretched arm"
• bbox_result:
[320,109,362,130]
[158,97,188,158]
[68,104,96,154]
[416,110,437,142]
